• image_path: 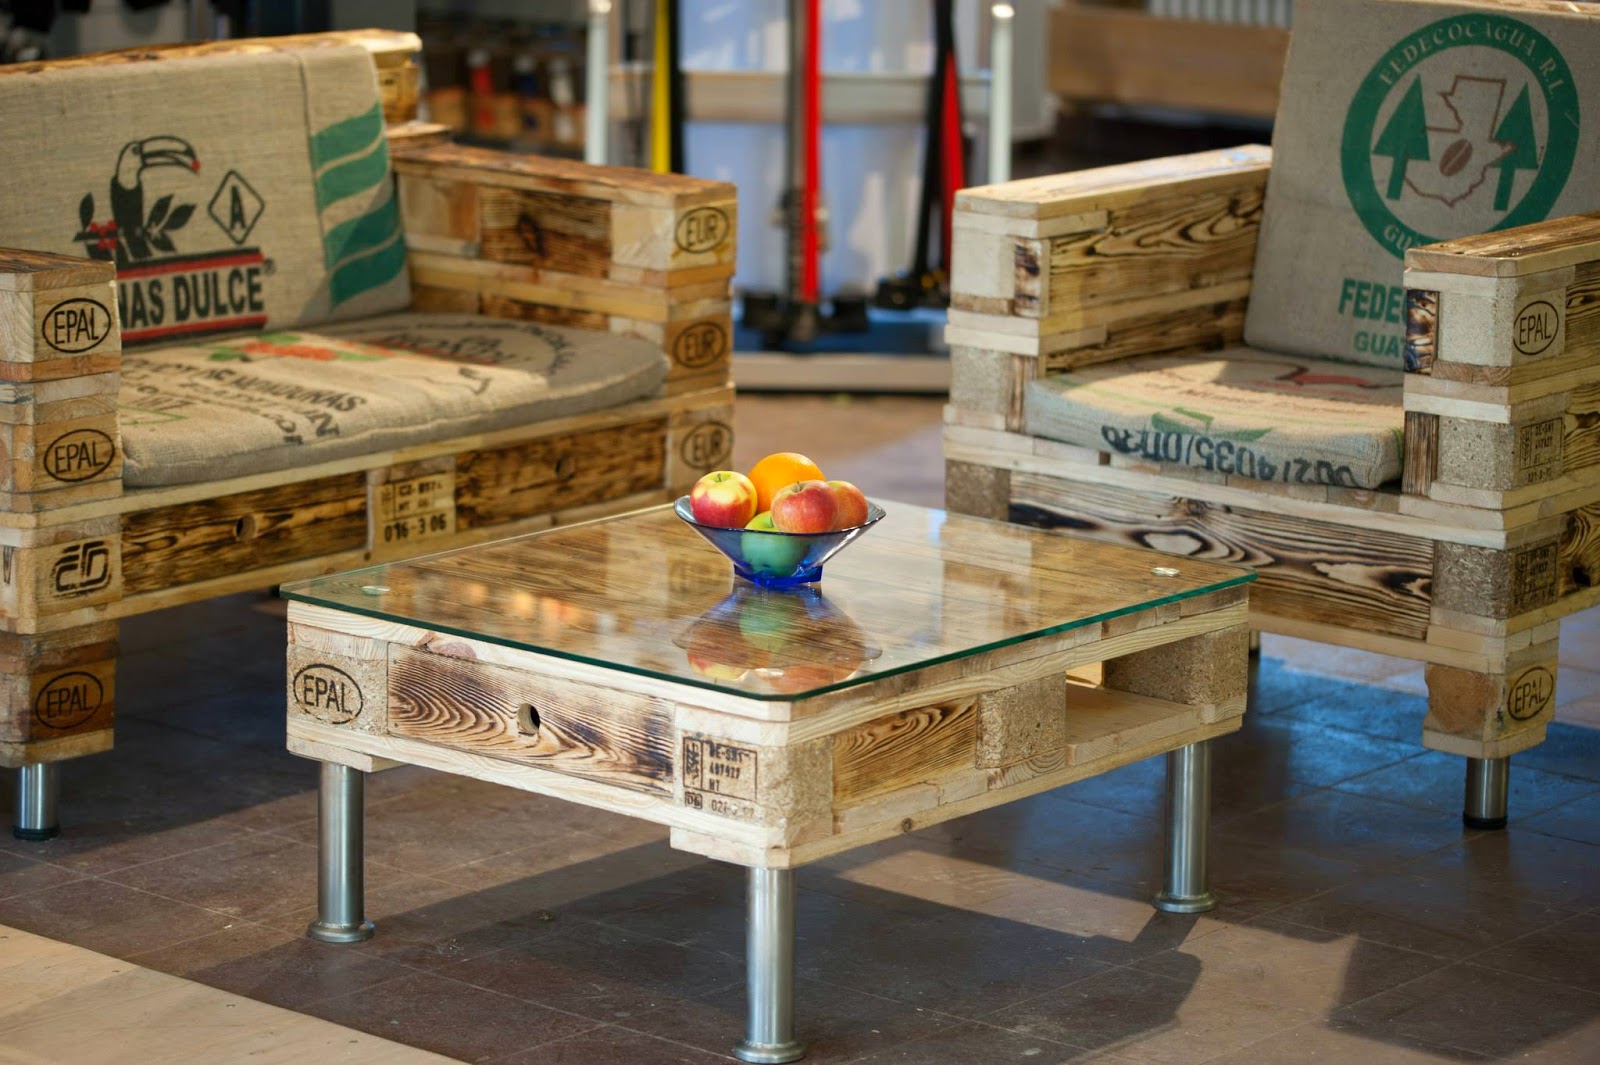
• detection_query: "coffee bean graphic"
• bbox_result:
[1439,138,1473,177]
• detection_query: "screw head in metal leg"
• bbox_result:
[306,918,375,944]
[1153,890,1219,914]
[734,1038,807,1064]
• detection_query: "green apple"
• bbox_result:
[740,511,807,577]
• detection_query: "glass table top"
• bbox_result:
[281,502,1253,701]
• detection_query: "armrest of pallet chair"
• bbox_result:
[390,144,739,400]
[945,145,1272,437]
[1401,211,1600,516]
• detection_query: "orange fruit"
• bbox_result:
[747,452,825,513]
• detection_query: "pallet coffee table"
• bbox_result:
[281,502,1253,1062]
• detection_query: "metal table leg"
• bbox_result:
[1154,740,1219,914]
[1463,756,1510,830]
[306,762,375,943]
[734,866,805,1063]
[13,762,60,841]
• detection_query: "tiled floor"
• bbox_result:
[2,393,1599,1064]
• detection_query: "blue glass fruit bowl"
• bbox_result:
[674,496,887,588]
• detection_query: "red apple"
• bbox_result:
[823,480,869,529]
[690,470,758,528]
[770,480,839,533]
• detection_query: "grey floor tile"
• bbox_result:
[497,1025,735,1065]
[1268,868,1576,960]
[1201,1019,1490,1064]
[1130,915,1446,1012]
[988,965,1314,1065]
[1469,911,1600,995]
[1336,751,1599,819]
[1218,789,1472,871]
[1519,791,1600,847]
[1402,831,1600,911]
[0,877,235,957]
[630,979,962,1064]
[0,849,85,902]
[301,970,601,1063]
[1335,961,1600,1061]
[438,923,743,1024]
[126,919,414,1010]
[853,1021,1133,1065]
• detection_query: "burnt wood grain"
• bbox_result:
[1009,472,1433,638]
[387,647,673,793]
[455,418,668,530]
[121,473,368,594]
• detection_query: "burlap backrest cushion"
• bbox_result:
[0,44,409,344]
[118,314,667,487]
[1246,0,1600,368]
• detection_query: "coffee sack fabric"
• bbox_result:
[119,314,666,486]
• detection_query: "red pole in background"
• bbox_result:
[800,0,822,305]
[937,4,965,275]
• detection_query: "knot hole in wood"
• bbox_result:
[233,515,259,542]
[517,703,542,737]
[554,454,578,481]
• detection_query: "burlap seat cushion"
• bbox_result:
[1024,348,1405,490]
[119,314,666,487]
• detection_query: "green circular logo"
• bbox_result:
[1341,14,1578,259]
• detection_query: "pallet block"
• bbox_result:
[942,149,1600,766]
[0,622,118,767]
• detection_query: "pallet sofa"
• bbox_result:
[0,31,737,837]
[944,0,1600,827]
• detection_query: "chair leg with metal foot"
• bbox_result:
[1154,740,1218,914]
[12,762,60,841]
[306,762,374,943]
[734,867,806,1064]
[1463,756,1510,830]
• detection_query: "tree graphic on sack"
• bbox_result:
[72,137,200,266]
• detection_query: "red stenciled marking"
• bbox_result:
[124,315,267,344]
[117,251,264,279]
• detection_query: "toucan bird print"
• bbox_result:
[75,136,200,265]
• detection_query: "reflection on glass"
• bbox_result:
[676,583,881,695]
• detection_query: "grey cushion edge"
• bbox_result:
[1022,376,1403,491]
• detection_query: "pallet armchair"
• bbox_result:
[1,32,737,838]
[942,145,1600,827]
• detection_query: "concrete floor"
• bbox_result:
[1,393,1598,1064]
